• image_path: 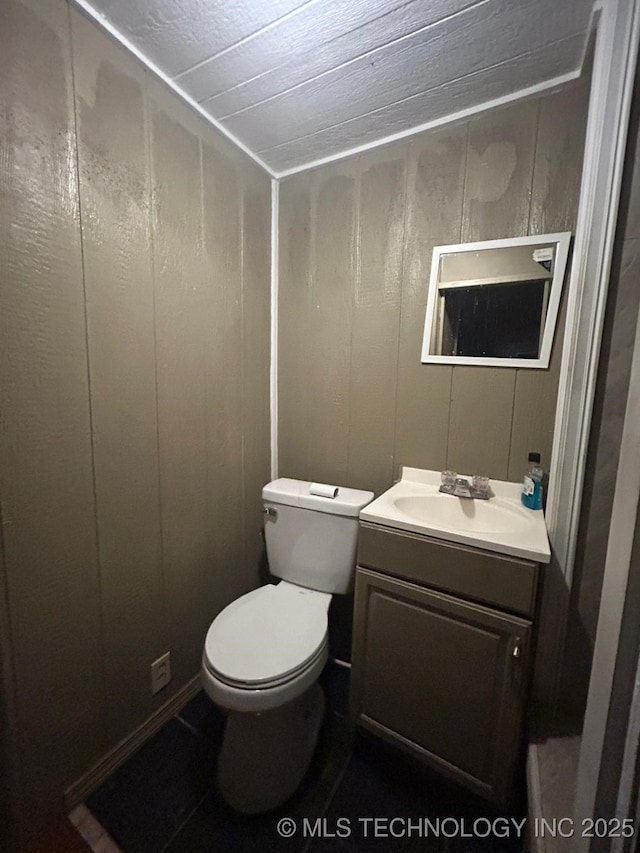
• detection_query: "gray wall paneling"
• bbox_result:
[0,0,271,838]
[279,79,590,493]
[73,10,166,746]
[0,0,105,828]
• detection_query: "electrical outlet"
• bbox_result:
[151,651,171,695]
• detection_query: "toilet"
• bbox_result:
[201,478,373,814]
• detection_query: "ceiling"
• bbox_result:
[76,0,595,177]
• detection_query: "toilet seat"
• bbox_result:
[205,638,328,690]
[203,582,330,690]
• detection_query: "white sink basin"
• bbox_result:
[393,494,534,536]
[360,467,551,563]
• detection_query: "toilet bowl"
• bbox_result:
[201,478,373,813]
[202,581,331,713]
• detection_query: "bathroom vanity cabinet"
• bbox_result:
[350,521,541,805]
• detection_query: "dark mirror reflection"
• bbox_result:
[440,278,547,358]
[435,243,555,359]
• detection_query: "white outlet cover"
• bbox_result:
[151,651,171,695]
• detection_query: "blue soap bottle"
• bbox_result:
[521,452,544,510]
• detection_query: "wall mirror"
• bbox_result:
[421,232,572,369]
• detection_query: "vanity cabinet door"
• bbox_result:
[350,567,532,804]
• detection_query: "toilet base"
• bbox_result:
[217,683,325,814]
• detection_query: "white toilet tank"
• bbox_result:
[262,479,374,594]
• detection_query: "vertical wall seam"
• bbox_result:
[446,122,472,467]
[0,0,22,773]
[445,368,454,470]
[0,494,21,833]
[506,99,543,479]
[198,137,212,577]
[527,100,543,234]
[390,141,412,482]
[459,121,472,243]
[345,168,361,486]
[67,2,109,746]
[505,372,519,480]
[240,167,246,566]
[270,178,279,480]
[306,176,318,478]
[145,96,168,648]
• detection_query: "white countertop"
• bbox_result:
[359,467,551,564]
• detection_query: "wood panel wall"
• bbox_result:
[0,0,270,837]
[279,79,590,496]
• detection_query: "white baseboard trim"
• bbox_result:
[527,743,547,853]
[69,803,123,852]
[65,674,201,809]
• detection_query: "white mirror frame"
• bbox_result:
[420,232,572,369]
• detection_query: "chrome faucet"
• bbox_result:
[453,477,473,498]
[439,474,491,500]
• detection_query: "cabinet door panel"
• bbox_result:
[351,568,531,802]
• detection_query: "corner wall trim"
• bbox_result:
[573,191,640,846]
[64,675,200,809]
[536,0,639,722]
[526,744,547,853]
[547,1,639,582]
[271,69,581,179]
[270,178,279,481]
[67,0,276,178]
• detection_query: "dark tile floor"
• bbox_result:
[87,664,525,853]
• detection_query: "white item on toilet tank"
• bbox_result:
[262,478,374,594]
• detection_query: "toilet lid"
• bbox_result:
[204,583,329,687]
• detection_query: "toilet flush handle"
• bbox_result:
[263,506,278,520]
